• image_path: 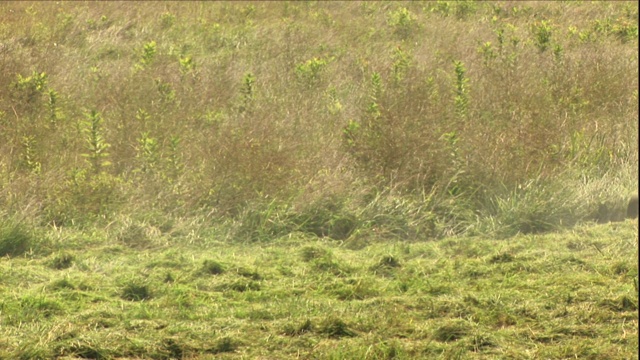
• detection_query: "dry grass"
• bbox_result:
[0,2,636,228]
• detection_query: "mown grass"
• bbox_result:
[0,220,637,359]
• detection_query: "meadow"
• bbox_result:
[0,1,638,359]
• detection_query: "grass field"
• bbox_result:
[0,1,638,359]
[0,219,637,359]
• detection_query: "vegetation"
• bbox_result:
[0,1,637,359]
[0,221,637,359]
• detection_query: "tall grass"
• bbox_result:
[0,1,637,238]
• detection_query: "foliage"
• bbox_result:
[0,1,636,246]
[532,20,553,52]
[135,40,157,71]
[295,57,330,87]
[453,60,469,119]
[387,7,416,39]
[12,71,48,107]
[81,110,111,174]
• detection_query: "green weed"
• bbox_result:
[136,40,157,70]
[81,110,111,174]
[532,20,553,52]
[295,57,329,87]
[388,7,416,39]
[453,60,469,119]
[20,135,41,174]
[12,71,48,107]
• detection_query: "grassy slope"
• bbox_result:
[0,220,637,359]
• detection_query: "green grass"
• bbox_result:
[0,220,636,359]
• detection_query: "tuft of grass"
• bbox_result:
[234,266,262,280]
[370,254,402,277]
[283,319,313,336]
[54,339,112,360]
[48,252,74,270]
[311,256,350,276]
[294,196,359,240]
[208,337,237,354]
[49,277,76,290]
[433,320,471,342]
[200,259,225,275]
[0,218,36,257]
[488,252,515,264]
[159,338,188,359]
[115,221,153,249]
[120,281,152,301]
[225,280,261,292]
[375,254,402,269]
[598,296,638,312]
[477,176,587,238]
[330,278,378,300]
[318,317,357,338]
[300,245,330,262]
